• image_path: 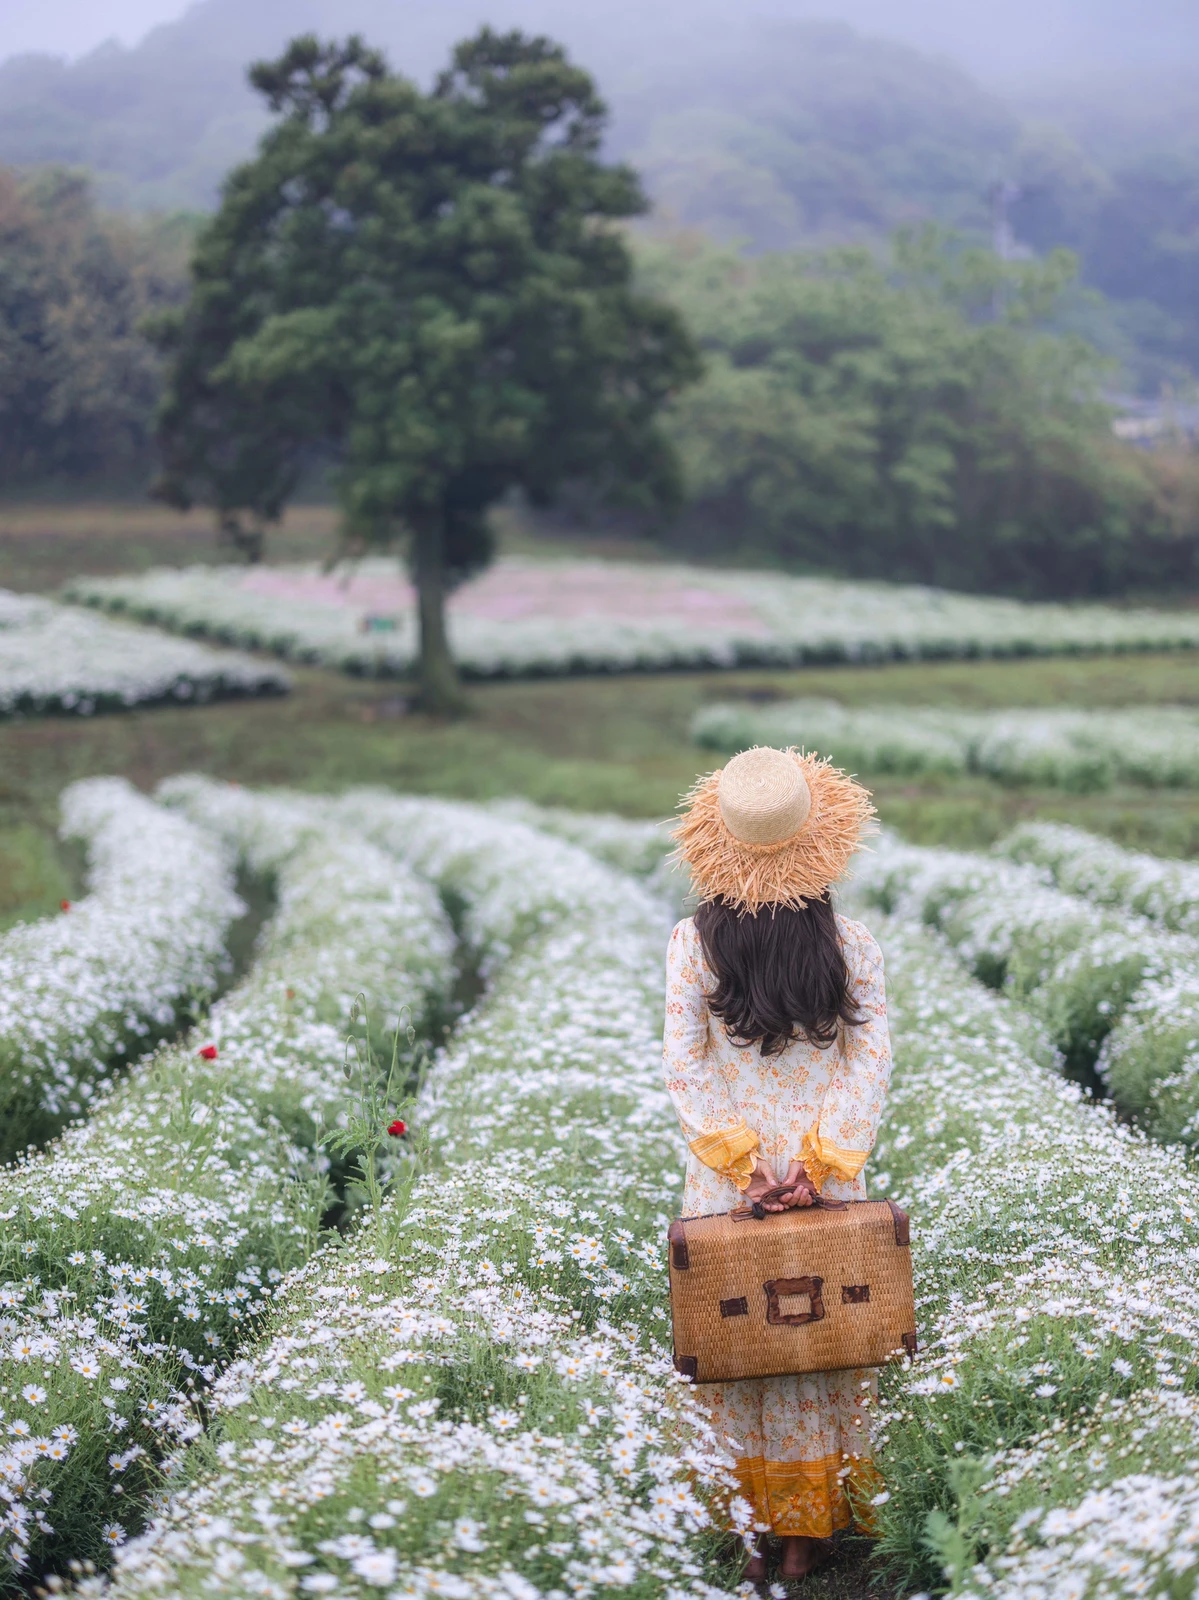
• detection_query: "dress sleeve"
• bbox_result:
[799,923,892,1192]
[662,919,761,1192]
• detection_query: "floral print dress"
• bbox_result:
[662,913,892,1539]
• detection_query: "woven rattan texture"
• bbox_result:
[668,1200,916,1384]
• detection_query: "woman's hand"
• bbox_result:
[776,1159,816,1208]
[743,1157,818,1211]
[742,1156,787,1211]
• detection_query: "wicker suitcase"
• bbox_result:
[668,1192,916,1384]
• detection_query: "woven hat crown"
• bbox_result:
[718,747,811,845]
[672,746,876,913]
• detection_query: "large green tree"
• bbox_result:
[152,29,699,712]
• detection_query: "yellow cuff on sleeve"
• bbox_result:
[689,1121,761,1192]
[800,1125,869,1193]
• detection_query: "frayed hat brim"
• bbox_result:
[671,749,876,913]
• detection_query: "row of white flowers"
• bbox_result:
[0,786,454,1583]
[86,795,1199,1600]
[85,794,735,1600]
[403,800,1199,1594]
[0,778,243,1155]
[997,819,1199,935]
[0,591,288,717]
[849,906,1199,1598]
[852,830,1199,1142]
[65,557,1199,680]
[990,823,1199,1145]
[484,798,684,913]
[694,698,1199,792]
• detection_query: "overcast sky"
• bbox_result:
[0,0,188,60]
[1,0,1196,80]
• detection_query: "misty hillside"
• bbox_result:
[1,0,1197,383]
[0,0,1018,228]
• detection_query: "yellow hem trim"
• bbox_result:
[731,1452,882,1539]
[689,1121,760,1192]
[800,1126,869,1192]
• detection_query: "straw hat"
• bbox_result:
[672,746,875,913]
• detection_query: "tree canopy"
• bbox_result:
[0,168,190,488]
[152,29,700,709]
[641,230,1197,598]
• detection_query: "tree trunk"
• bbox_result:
[219,511,265,564]
[411,505,468,716]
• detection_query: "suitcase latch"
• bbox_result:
[763,1276,825,1326]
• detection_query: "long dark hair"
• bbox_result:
[694,895,863,1055]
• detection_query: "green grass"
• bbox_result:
[0,824,79,930]
[0,501,345,592]
[5,654,1199,863]
[0,497,660,594]
[7,500,1199,871]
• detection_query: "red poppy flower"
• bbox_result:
[198,1045,218,1061]
[387,1119,407,1137]
[60,900,71,912]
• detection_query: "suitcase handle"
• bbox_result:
[734,1184,849,1221]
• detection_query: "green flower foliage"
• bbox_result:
[0,778,242,1159]
[856,913,1199,1595]
[0,787,454,1585]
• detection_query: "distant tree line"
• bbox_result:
[1,36,1199,611]
[0,168,192,487]
[1009,122,1199,386]
[637,229,1199,598]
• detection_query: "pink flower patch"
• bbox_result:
[237,561,768,634]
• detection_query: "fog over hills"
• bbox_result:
[0,0,1194,218]
[0,0,1196,383]
[0,0,1024,226]
[4,0,1197,82]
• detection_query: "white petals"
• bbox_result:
[67,558,1199,680]
[0,588,287,713]
[86,796,719,1600]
